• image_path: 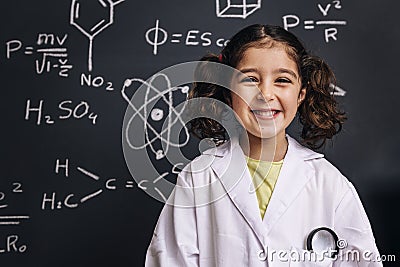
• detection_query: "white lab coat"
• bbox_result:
[145,135,382,267]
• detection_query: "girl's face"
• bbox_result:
[230,45,306,143]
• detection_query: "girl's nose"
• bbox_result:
[257,83,274,101]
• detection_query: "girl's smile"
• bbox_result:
[251,108,281,120]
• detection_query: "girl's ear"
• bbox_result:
[298,87,306,106]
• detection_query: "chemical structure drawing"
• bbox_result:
[122,73,190,160]
[69,0,125,72]
[137,172,169,202]
[76,166,105,204]
[42,158,139,210]
[216,0,261,19]
[41,158,178,209]
[137,163,184,202]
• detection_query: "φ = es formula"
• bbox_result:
[145,19,230,55]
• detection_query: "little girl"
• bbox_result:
[145,24,382,266]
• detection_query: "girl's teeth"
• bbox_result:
[253,110,276,117]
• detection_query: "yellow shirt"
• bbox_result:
[246,156,283,220]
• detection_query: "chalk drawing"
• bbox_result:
[330,83,346,97]
[25,99,98,125]
[77,166,100,180]
[145,19,230,55]
[122,73,190,160]
[137,172,169,202]
[0,192,8,209]
[216,0,261,19]
[6,34,73,77]
[145,19,229,55]
[70,0,124,71]
[0,235,27,253]
[44,158,146,210]
[76,166,103,203]
[282,1,346,43]
[0,182,25,213]
[0,216,30,226]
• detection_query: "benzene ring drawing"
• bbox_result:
[70,0,124,71]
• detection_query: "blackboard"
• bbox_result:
[1,0,399,266]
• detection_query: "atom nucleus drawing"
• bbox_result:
[121,73,190,160]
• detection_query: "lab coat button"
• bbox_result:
[258,249,267,261]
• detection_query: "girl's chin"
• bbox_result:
[245,129,279,140]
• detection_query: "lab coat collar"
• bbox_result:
[202,134,323,161]
[203,134,324,246]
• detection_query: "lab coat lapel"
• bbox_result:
[206,135,324,243]
[208,138,267,245]
[262,135,324,235]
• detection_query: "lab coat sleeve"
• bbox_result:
[333,181,383,267]
[145,171,199,267]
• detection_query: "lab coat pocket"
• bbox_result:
[216,234,247,266]
[288,247,333,267]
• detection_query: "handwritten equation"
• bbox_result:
[145,20,230,55]
[0,184,29,254]
[5,34,72,77]
[283,1,347,43]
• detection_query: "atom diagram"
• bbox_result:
[121,73,190,160]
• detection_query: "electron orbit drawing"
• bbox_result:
[70,0,124,72]
[121,73,190,160]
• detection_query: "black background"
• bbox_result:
[1,0,399,266]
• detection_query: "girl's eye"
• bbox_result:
[240,76,258,83]
[276,78,292,84]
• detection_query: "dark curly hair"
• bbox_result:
[188,24,346,149]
